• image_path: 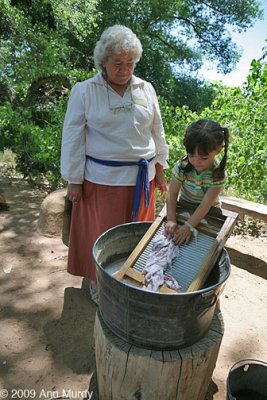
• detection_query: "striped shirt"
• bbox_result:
[172,159,225,205]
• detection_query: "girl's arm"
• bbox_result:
[173,186,223,245]
[165,178,181,237]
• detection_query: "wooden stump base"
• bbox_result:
[94,311,224,400]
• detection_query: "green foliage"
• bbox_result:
[0,99,65,189]
[161,56,267,204]
[94,0,262,107]
[0,0,99,188]
[0,0,265,204]
[200,58,267,203]
[51,0,101,41]
[159,98,198,177]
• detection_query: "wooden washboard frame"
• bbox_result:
[115,202,239,293]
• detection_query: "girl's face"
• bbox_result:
[188,148,220,174]
[103,52,135,88]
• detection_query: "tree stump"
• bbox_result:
[94,311,224,400]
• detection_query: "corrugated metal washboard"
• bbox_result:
[115,203,238,293]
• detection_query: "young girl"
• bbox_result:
[165,118,229,245]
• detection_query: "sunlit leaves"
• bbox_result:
[0,0,265,198]
[162,56,267,204]
[50,0,101,41]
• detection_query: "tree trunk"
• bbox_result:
[94,311,224,400]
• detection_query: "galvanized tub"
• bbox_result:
[93,221,230,349]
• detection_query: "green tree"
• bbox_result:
[0,0,264,190]
[0,0,99,187]
[1,0,263,108]
[204,55,267,203]
[161,54,267,204]
[93,0,263,108]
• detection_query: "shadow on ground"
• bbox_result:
[43,287,96,375]
[226,247,267,280]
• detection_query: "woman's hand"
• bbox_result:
[155,163,167,195]
[156,174,167,195]
[165,220,178,238]
[173,224,192,245]
[67,183,83,203]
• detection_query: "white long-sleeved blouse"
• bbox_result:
[61,73,169,185]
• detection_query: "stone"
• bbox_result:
[37,189,67,237]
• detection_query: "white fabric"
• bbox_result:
[143,233,180,292]
[163,276,180,290]
[61,73,169,184]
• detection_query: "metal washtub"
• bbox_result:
[93,221,231,349]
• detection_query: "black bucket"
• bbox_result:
[227,359,267,400]
[93,221,230,349]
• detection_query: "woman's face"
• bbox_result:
[102,52,135,87]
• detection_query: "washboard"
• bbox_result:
[115,202,238,293]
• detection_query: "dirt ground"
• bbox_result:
[0,169,267,400]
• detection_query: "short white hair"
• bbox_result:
[93,25,143,70]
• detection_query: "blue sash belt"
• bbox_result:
[86,155,154,221]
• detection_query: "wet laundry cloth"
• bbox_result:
[143,233,180,292]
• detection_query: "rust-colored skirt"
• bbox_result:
[67,179,156,281]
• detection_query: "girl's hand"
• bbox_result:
[165,220,178,238]
[67,183,83,203]
[173,224,192,245]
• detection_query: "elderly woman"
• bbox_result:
[61,24,169,303]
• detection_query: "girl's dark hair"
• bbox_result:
[182,119,229,179]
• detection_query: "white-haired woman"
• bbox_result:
[61,25,169,303]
